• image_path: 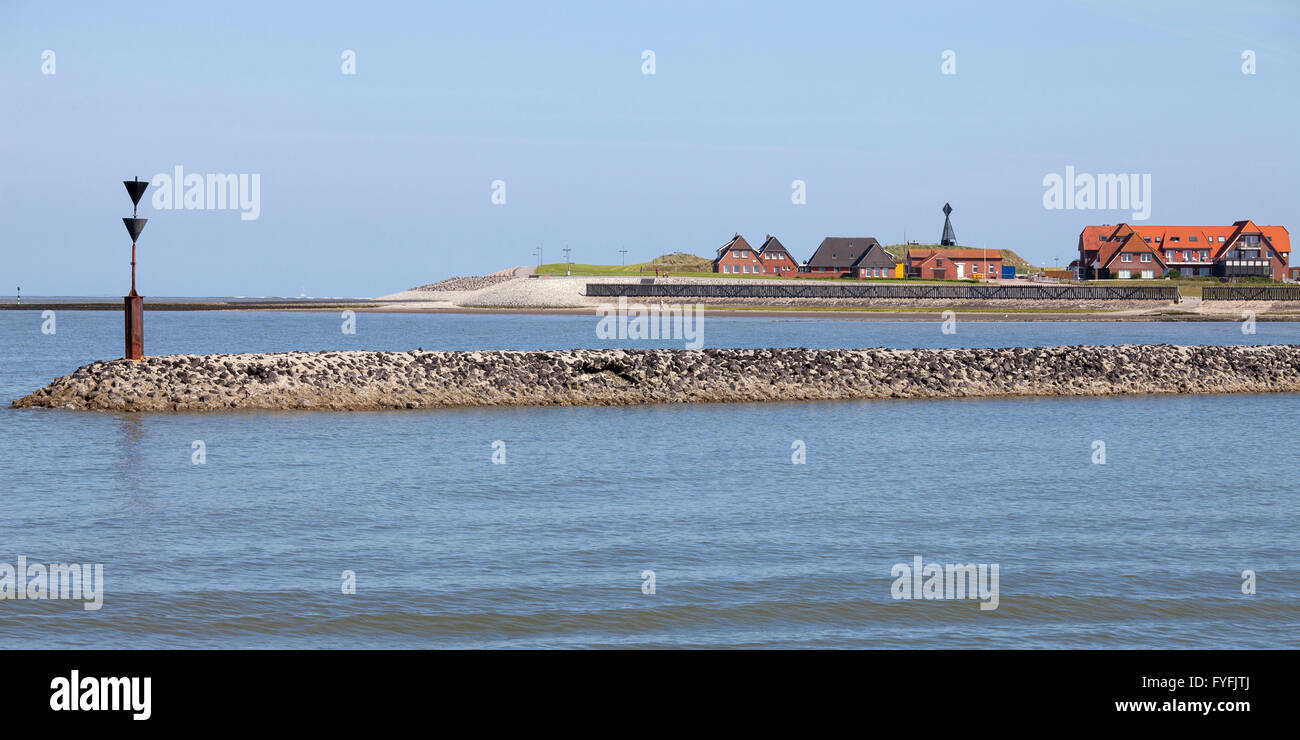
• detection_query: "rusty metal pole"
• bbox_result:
[123,177,149,360]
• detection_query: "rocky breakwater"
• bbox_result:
[12,345,1300,412]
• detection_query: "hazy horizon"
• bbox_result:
[3,0,1297,296]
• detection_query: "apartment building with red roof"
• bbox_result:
[755,235,799,275]
[712,234,763,275]
[1077,220,1290,280]
[712,233,801,275]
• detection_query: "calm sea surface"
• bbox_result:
[1,310,1297,648]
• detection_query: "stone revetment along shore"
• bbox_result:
[12,344,1300,412]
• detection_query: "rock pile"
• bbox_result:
[13,345,1300,412]
[408,275,514,292]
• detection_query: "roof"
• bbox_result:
[806,237,881,268]
[850,242,897,268]
[907,248,1003,262]
[1079,222,1291,267]
[1098,230,1167,271]
[712,234,753,264]
[757,234,793,256]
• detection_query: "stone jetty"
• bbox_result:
[11,345,1300,412]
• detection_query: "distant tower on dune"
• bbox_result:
[940,203,957,246]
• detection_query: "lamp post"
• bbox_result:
[122,177,149,360]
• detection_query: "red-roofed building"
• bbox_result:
[1078,221,1290,280]
[713,234,765,275]
[908,249,1003,280]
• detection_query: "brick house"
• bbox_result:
[804,237,884,277]
[1077,221,1291,280]
[908,249,1003,280]
[849,241,898,278]
[713,234,767,275]
[756,235,798,275]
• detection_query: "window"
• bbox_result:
[1219,236,1226,242]
[1144,237,1151,242]
[1201,251,1208,260]
[1156,237,1162,242]
[1122,254,1132,262]
[1171,237,1180,242]
[1118,270,1131,279]
[742,265,749,273]
[1141,254,1152,263]
[1190,236,1198,242]
[1141,270,1154,279]
[1099,236,1108,242]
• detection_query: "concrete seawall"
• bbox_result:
[12,345,1300,412]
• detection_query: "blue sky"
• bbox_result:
[2,0,1297,296]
